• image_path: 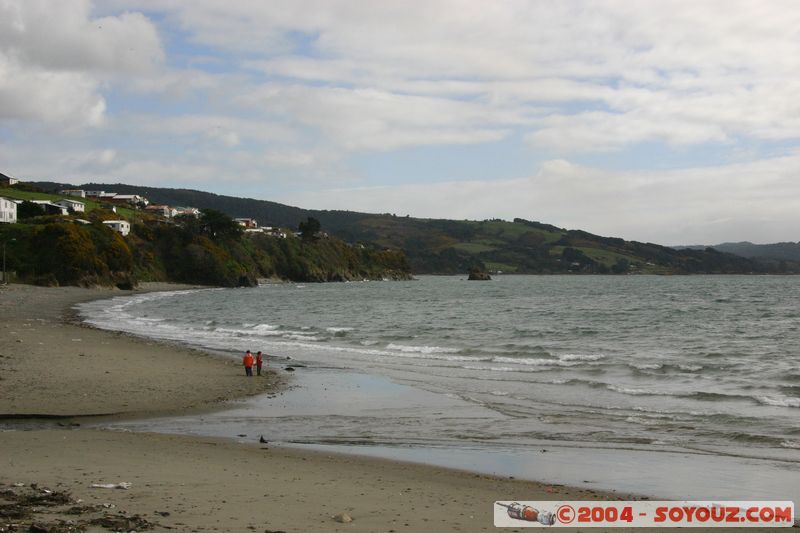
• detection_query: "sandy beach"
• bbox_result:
[0,284,784,532]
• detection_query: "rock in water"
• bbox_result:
[467,267,491,280]
[333,512,353,523]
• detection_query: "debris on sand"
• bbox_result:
[0,483,158,532]
[333,512,353,523]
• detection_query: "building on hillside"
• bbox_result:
[53,199,85,213]
[31,200,68,215]
[234,218,258,229]
[174,207,200,217]
[145,205,172,217]
[85,191,106,197]
[110,194,149,206]
[59,189,86,198]
[0,197,17,223]
[0,173,19,187]
[103,220,131,236]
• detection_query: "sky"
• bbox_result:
[1,0,799,245]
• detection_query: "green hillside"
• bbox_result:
[24,181,784,275]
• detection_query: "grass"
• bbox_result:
[450,242,498,254]
[483,261,518,273]
[0,187,136,219]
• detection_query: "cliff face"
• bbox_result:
[0,220,412,288]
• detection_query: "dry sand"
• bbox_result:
[0,284,783,532]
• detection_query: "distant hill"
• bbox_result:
[712,241,800,261]
[676,241,800,270]
[28,181,787,275]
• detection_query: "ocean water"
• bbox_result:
[77,275,800,500]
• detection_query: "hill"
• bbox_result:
[676,242,800,272]
[26,181,783,275]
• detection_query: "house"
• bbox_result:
[59,189,86,198]
[145,205,172,217]
[85,191,106,197]
[110,194,149,206]
[0,197,17,223]
[174,207,200,217]
[31,200,68,215]
[103,220,131,236]
[53,199,85,213]
[235,218,258,229]
[0,173,19,187]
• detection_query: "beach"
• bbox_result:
[0,284,785,532]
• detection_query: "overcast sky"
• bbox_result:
[2,1,799,245]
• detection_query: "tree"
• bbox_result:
[198,209,242,239]
[298,216,321,241]
[17,201,44,219]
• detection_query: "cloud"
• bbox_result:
[101,0,800,154]
[0,0,163,126]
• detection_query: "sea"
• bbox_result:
[77,275,800,503]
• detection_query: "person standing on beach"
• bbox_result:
[256,351,264,376]
[243,350,254,377]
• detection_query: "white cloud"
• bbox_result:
[0,0,163,126]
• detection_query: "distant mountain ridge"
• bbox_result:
[28,181,797,275]
[676,241,800,262]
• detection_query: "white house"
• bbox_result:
[235,218,258,229]
[59,189,86,198]
[54,199,85,213]
[174,207,200,217]
[112,194,149,206]
[103,220,131,236]
[0,174,19,187]
[31,200,68,215]
[0,197,17,223]
[145,205,171,217]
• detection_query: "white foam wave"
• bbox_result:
[492,356,579,367]
[559,353,605,362]
[678,364,704,371]
[630,362,662,370]
[387,343,459,354]
[285,334,323,342]
[606,384,662,396]
[755,396,800,408]
[462,365,517,372]
[326,327,354,333]
[781,440,800,449]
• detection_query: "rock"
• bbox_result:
[467,268,491,281]
[333,512,353,523]
[285,366,295,372]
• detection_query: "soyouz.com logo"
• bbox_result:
[494,501,795,527]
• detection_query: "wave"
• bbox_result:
[606,384,667,396]
[630,362,663,370]
[755,396,800,408]
[386,343,460,354]
[559,353,605,362]
[781,440,800,449]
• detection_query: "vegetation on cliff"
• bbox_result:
[0,203,411,288]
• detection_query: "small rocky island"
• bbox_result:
[467,267,492,281]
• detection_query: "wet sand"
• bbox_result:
[0,284,784,531]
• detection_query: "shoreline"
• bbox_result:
[0,283,785,531]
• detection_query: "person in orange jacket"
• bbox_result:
[256,351,264,376]
[243,350,254,377]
